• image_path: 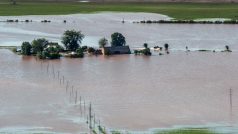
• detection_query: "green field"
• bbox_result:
[111,128,219,134]
[155,128,218,134]
[1,2,238,19]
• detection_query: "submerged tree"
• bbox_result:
[87,47,95,54]
[140,43,151,56]
[225,45,230,51]
[99,37,108,48]
[111,32,126,47]
[164,43,169,51]
[143,43,148,49]
[31,38,48,54]
[21,42,31,55]
[62,30,84,51]
[76,47,84,58]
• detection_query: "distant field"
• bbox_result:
[1,2,238,19]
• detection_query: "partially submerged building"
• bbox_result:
[101,46,131,55]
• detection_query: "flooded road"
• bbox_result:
[0,12,238,133]
[0,49,237,133]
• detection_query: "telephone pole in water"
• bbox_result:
[89,102,92,130]
[229,88,233,126]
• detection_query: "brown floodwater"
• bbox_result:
[0,48,237,133]
[1,12,238,133]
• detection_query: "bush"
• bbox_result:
[95,49,102,55]
[134,48,151,56]
[81,46,88,52]
[48,53,61,59]
[104,49,111,56]
[88,47,95,53]
[134,50,139,55]
[76,48,84,58]
[142,48,152,56]
[37,51,46,59]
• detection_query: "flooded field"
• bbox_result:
[0,49,238,133]
[0,12,238,133]
[0,12,238,51]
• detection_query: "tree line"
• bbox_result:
[21,30,127,59]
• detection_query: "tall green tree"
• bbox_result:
[143,43,148,49]
[21,42,31,55]
[62,30,84,51]
[99,37,108,48]
[31,38,48,54]
[111,32,126,47]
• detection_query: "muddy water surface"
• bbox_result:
[0,49,237,133]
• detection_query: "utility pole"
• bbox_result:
[89,102,92,130]
[57,71,60,80]
[229,88,233,124]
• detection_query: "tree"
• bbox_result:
[143,43,148,49]
[225,45,230,51]
[62,30,84,51]
[47,42,64,52]
[111,32,126,47]
[21,42,31,55]
[164,43,169,51]
[31,38,48,54]
[99,37,108,48]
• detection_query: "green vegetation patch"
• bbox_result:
[1,2,238,19]
[155,128,218,134]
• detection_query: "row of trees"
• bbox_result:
[21,38,63,59]
[21,30,127,58]
[62,30,126,51]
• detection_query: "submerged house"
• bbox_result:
[101,46,131,55]
[100,32,131,55]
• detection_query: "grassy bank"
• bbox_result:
[0,46,16,49]
[111,128,218,134]
[1,2,238,19]
[155,128,217,134]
